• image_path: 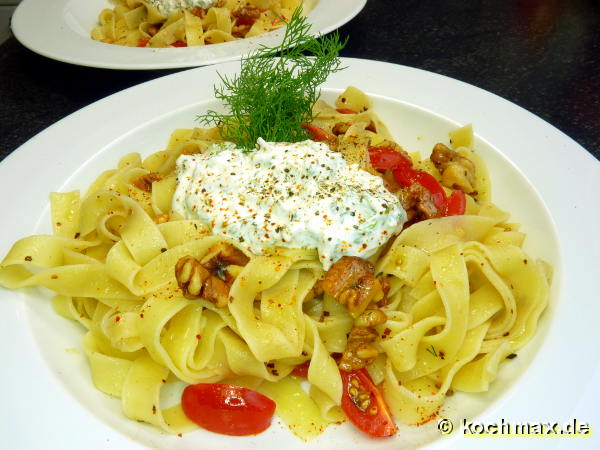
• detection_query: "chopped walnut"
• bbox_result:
[147,25,159,37]
[430,143,476,193]
[339,309,387,371]
[232,6,262,25]
[232,24,252,38]
[399,183,442,222]
[201,275,230,308]
[332,122,352,136]
[339,327,379,371]
[175,256,211,299]
[354,308,387,328]
[190,7,206,18]
[321,256,384,318]
[131,173,163,193]
[175,243,249,308]
[201,242,249,279]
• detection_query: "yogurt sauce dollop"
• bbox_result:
[147,0,217,16]
[172,139,406,269]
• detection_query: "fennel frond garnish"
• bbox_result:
[197,8,347,150]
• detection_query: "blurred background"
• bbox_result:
[0,0,19,43]
[0,0,598,160]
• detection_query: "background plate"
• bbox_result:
[10,0,366,69]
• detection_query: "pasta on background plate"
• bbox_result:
[0,87,551,441]
[91,0,309,48]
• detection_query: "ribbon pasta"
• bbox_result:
[0,88,551,440]
[91,0,307,48]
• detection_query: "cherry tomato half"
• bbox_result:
[340,369,396,438]
[301,123,335,142]
[290,361,310,377]
[182,383,276,436]
[444,189,467,216]
[368,146,413,171]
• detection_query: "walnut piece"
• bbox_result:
[338,309,388,371]
[321,256,384,318]
[131,173,163,193]
[232,6,262,29]
[175,243,249,308]
[430,143,476,193]
[354,308,388,328]
[175,256,210,299]
[400,183,443,222]
[332,122,352,136]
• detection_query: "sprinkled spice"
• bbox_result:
[172,139,406,269]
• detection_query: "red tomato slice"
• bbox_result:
[340,369,396,437]
[393,166,447,209]
[301,123,335,142]
[290,361,310,377]
[444,189,466,216]
[368,146,413,171]
[182,384,276,436]
[412,171,447,209]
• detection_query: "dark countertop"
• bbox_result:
[1,0,598,162]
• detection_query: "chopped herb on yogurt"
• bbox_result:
[172,139,406,269]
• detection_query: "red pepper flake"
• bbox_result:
[51,274,58,279]
[195,334,202,340]
[115,316,121,322]
[140,313,145,318]
[177,434,182,438]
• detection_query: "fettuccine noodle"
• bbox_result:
[0,87,551,440]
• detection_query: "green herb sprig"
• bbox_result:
[197,8,347,150]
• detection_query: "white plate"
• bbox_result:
[10,0,366,70]
[1,59,599,450]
